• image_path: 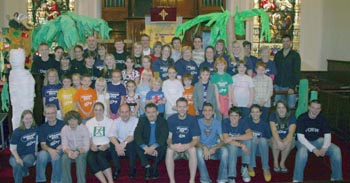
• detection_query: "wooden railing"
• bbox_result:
[318,90,350,141]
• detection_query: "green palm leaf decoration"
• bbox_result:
[234,7,271,41]
[32,12,111,51]
[175,7,271,45]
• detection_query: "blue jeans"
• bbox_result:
[196,146,229,183]
[293,138,342,182]
[9,154,36,183]
[274,85,297,109]
[227,140,252,177]
[249,137,270,170]
[36,150,63,183]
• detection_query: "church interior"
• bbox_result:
[0,0,349,182]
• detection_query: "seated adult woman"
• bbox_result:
[9,110,38,183]
[269,100,296,173]
[86,102,114,183]
[61,110,90,183]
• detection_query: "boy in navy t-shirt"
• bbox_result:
[166,97,200,183]
[107,70,126,119]
[222,106,253,183]
[293,100,342,182]
[36,105,65,183]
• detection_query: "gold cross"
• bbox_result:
[159,9,168,21]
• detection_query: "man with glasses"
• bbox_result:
[36,104,65,183]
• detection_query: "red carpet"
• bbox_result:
[0,136,349,183]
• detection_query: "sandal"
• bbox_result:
[280,167,288,173]
[263,169,272,182]
[273,167,280,172]
[248,167,255,177]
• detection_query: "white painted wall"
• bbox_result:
[299,0,325,71]
[322,0,350,63]
[300,0,350,71]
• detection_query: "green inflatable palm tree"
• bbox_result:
[31,12,111,51]
[175,7,271,45]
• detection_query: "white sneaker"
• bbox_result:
[228,178,236,183]
[241,166,251,182]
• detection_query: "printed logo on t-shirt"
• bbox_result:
[81,94,93,101]
[229,133,240,137]
[116,59,125,64]
[21,132,37,147]
[39,69,48,74]
[253,131,262,138]
[183,93,193,105]
[176,126,189,138]
[203,128,212,136]
[110,93,121,105]
[277,130,287,135]
[305,128,319,133]
[94,126,106,137]
[186,65,197,73]
[63,94,73,99]
[47,90,58,102]
[217,81,228,93]
[47,132,61,147]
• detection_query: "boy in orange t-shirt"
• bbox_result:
[182,73,196,116]
[74,74,97,120]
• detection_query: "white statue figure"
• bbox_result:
[9,48,35,130]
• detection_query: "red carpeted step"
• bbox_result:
[0,135,349,183]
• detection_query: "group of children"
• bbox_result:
[42,55,275,122]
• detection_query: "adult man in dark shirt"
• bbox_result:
[31,43,59,76]
[293,100,342,182]
[113,39,130,71]
[134,103,169,180]
[273,34,301,109]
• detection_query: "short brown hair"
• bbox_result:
[182,73,193,83]
[64,111,82,125]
